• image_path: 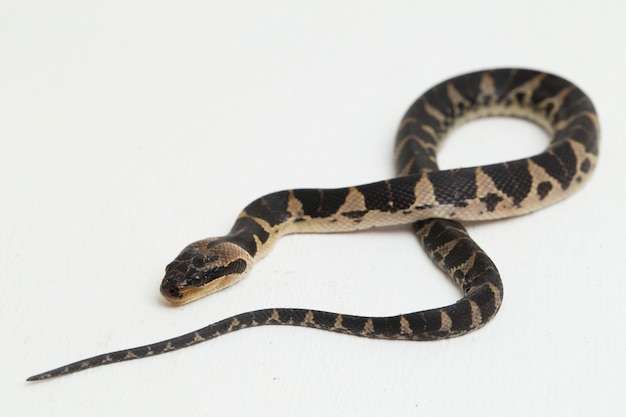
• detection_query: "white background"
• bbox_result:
[2,1,624,416]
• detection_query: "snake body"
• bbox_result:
[28,68,599,381]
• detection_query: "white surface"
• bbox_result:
[1,1,624,416]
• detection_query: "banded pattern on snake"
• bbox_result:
[28,68,599,381]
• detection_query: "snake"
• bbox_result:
[27,68,599,381]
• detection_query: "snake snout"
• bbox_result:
[160,270,186,301]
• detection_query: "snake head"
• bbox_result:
[160,238,253,305]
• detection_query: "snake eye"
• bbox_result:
[187,272,204,285]
[186,267,225,287]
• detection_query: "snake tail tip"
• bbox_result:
[26,373,49,382]
[27,368,64,382]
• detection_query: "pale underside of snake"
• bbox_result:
[28,68,599,381]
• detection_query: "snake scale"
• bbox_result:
[28,68,599,381]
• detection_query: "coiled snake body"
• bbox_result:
[28,68,599,381]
